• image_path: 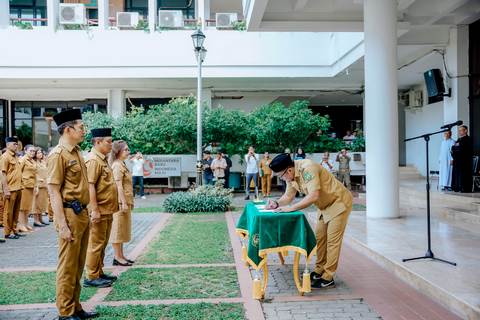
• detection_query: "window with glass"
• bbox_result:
[125,0,195,19]
[10,0,47,26]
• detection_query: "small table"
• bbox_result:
[236,202,317,299]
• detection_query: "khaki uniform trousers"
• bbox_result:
[314,208,351,281]
[56,208,90,317]
[337,170,351,190]
[3,190,22,236]
[0,193,4,226]
[261,174,272,196]
[86,215,113,280]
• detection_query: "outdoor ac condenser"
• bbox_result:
[408,89,423,108]
[216,13,238,28]
[158,10,184,28]
[117,12,139,28]
[59,4,87,25]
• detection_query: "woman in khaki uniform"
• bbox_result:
[32,148,49,226]
[18,145,37,231]
[109,140,134,266]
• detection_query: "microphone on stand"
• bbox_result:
[440,120,463,129]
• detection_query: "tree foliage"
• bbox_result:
[82,97,363,154]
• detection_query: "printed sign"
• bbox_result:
[142,156,182,178]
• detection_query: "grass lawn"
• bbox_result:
[0,271,97,305]
[352,203,366,211]
[138,214,233,264]
[105,267,240,301]
[132,206,164,213]
[96,303,245,320]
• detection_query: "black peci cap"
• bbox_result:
[5,137,18,143]
[91,128,112,138]
[269,153,294,173]
[53,109,82,126]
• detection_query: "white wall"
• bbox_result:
[405,101,444,176]
[212,94,278,112]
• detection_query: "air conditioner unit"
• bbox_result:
[116,12,139,28]
[59,4,87,25]
[408,89,423,108]
[158,10,184,28]
[216,13,238,28]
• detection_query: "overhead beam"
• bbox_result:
[293,0,309,11]
[245,0,269,31]
[423,0,471,26]
[397,0,416,11]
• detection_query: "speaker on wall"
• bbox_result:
[424,69,446,98]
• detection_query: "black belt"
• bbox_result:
[63,202,88,210]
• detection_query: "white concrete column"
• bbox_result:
[47,0,60,32]
[202,89,212,109]
[364,0,399,218]
[108,89,126,118]
[444,25,469,138]
[0,1,9,29]
[148,0,157,32]
[98,0,109,30]
[196,0,209,29]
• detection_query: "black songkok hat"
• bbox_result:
[269,153,294,173]
[53,109,82,126]
[91,128,112,138]
[5,137,18,143]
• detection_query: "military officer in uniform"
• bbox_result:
[47,109,97,319]
[266,153,352,289]
[1,137,24,239]
[84,128,118,288]
[336,149,351,190]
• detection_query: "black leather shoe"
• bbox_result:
[83,278,112,288]
[34,222,46,227]
[6,234,19,239]
[41,220,50,225]
[75,310,98,319]
[126,258,135,264]
[14,233,26,237]
[113,258,132,267]
[0,238,5,243]
[100,273,118,282]
[58,315,80,320]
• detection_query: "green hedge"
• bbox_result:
[82,96,364,154]
[163,184,233,213]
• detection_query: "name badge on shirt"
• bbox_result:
[68,160,78,166]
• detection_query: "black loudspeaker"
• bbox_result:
[424,69,446,97]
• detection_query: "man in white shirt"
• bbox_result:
[244,146,259,200]
[131,152,146,199]
[211,151,227,184]
[321,152,334,173]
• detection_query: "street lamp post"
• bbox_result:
[191,29,207,186]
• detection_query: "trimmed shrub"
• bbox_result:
[163,184,233,213]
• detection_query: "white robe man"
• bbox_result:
[439,130,455,190]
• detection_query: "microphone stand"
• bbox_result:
[402,128,456,266]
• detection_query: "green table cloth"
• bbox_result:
[236,202,317,270]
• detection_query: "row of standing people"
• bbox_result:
[244,146,353,199]
[4,110,136,320]
[0,142,51,242]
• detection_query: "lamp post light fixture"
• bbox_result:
[192,29,207,186]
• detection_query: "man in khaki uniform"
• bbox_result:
[84,128,118,288]
[336,149,351,190]
[47,109,97,319]
[259,152,273,197]
[266,153,352,289]
[1,137,24,239]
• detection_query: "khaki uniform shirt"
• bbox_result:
[20,156,37,189]
[337,155,351,173]
[86,148,118,215]
[286,159,352,223]
[0,149,23,192]
[112,160,134,207]
[47,139,90,205]
[260,158,272,175]
[36,160,48,189]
